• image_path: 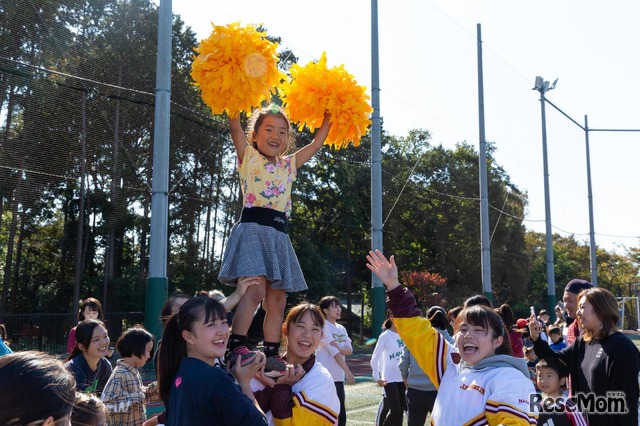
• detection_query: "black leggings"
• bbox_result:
[376,381,406,426]
[334,381,346,426]
[406,387,437,426]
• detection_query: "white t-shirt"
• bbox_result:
[316,320,352,381]
[370,329,405,383]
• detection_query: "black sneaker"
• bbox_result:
[227,346,258,367]
[264,354,287,378]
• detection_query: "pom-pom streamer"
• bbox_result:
[280,52,372,150]
[190,22,286,117]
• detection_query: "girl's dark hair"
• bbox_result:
[448,306,463,322]
[116,326,154,358]
[578,287,619,342]
[535,357,569,379]
[160,292,191,324]
[318,295,341,317]
[71,392,108,426]
[495,303,515,328]
[463,294,493,308]
[0,323,7,340]
[283,303,325,335]
[246,103,296,155]
[454,305,512,356]
[65,319,107,362]
[427,307,449,330]
[383,309,394,330]
[78,297,104,321]
[157,296,227,402]
[0,351,76,425]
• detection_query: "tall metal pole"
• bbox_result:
[370,0,385,338]
[536,81,557,315]
[145,0,172,339]
[584,115,598,286]
[476,24,492,303]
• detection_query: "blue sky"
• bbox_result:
[162,0,640,253]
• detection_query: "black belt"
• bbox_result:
[240,207,288,234]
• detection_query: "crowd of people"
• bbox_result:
[1,100,639,426]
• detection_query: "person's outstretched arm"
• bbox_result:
[294,112,331,168]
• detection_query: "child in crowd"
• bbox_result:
[72,392,109,426]
[252,303,340,425]
[525,346,539,383]
[157,296,267,425]
[0,323,12,356]
[535,358,587,426]
[370,312,406,426]
[65,319,113,395]
[0,351,76,426]
[219,104,331,375]
[101,326,159,425]
[316,295,355,426]
[367,250,537,425]
[547,326,567,351]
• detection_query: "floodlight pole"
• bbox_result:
[370,0,385,338]
[583,115,597,286]
[534,77,557,317]
[145,0,172,339]
[477,24,492,303]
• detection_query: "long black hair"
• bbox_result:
[157,296,227,403]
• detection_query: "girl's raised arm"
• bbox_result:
[228,115,248,160]
[295,112,331,168]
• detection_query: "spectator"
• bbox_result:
[72,392,109,426]
[534,358,587,426]
[496,303,524,358]
[65,319,113,395]
[0,323,12,356]
[561,279,593,345]
[101,326,159,425]
[530,287,640,425]
[547,326,566,351]
[68,297,113,358]
[0,351,76,426]
[316,295,355,426]
[370,312,406,426]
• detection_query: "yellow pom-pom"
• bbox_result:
[190,22,287,117]
[280,52,372,150]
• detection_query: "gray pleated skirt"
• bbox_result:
[218,221,308,293]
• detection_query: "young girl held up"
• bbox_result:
[101,326,159,426]
[366,250,537,425]
[65,319,114,395]
[316,296,355,426]
[156,295,267,426]
[219,104,331,374]
[252,302,340,425]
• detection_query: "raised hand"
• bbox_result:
[366,250,401,291]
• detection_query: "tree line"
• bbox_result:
[1,0,638,322]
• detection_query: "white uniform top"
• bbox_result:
[316,320,352,381]
[370,329,405,383]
